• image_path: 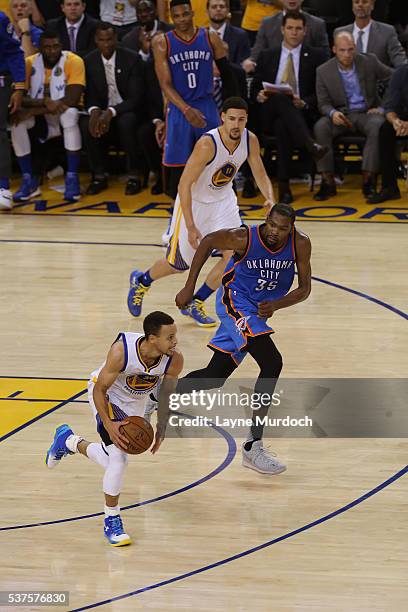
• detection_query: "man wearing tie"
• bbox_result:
[252,11,327,203]
[80,21,145,195]
[47,0,98,58]
[334,0,406,68]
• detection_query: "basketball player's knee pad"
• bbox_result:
[60,108,81,151]
[11,117,35,157]
[60,107,79,128]
[103,445,129,496]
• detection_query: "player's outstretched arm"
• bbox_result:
[258,231,312,318]
[93,341,130,451]
[178,136,215,249]
[152,34,206,128]
[152,351,184,454]
[175,227,248,308]
[247,132,275,213]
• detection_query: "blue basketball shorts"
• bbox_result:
[163,98,220,166]
[208,289,274,365]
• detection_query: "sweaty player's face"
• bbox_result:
[264,213,292,248]
[171,5,194,32]
[153,324,178,356]
[221,110,248,140]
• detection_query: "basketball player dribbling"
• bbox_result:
[174,204,312,474]
[128,97,275,328]
[45,312,183,546]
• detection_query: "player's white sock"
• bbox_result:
[65,434,83,453]
[86,442,109,468]
[104,505,120,517]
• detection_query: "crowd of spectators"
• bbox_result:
[0,0,407,209]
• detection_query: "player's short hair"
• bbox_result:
[282,10,307,27]
[269,203,296,224]
[95,21,117,35]
[39,29,61,43]
[170,0,192,10]
[221,97,248,113]
[143,311,175,338]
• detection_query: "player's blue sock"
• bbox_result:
[138,270,153,287]
[66,151,80,173]
[0,178,10,189]
[194,283,214,302]
[17,154,33,175]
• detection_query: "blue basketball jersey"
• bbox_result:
[166,27,214,102]
[220,225,296,313]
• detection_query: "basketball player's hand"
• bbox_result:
[175,286,194,309]
[8,90,24,114]
[263,200,274,215]
[89,109,103,138]
[187,225,202,249]
[258,300,276,318]
[45,99,68,115]
[150,431,163,454]
[10,108,33,125]
[105,419,130,452]
[184,107,206,129]
[154,119,165,147]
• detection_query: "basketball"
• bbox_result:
[120,416,154,455]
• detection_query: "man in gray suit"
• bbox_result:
[313,31,393,201]
[334,0,407,68]
[243,0,329,72]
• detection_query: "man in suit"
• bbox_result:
[368,64,408,202]
[80,21,145,195]
[314,31,393,200]
[334,0,407,68]
[207,0,250,66]
[121,0,173,59]
[243,0,330,73]
[252,11,327,202]
[46,0,98,58]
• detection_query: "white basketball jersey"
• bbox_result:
[191,127,249,203]
[90,332,171,417]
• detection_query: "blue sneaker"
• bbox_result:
[180,299,216,327]
[64,172,80,202]
[104,515,132,546]
[45,424,74,469]
[13,174,41,202]
[127,269,150,317]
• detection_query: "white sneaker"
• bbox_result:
[144,393,157,424]
[242,441,287,475]
[0,188,12,210]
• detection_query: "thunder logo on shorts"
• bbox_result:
[211,162,237,188]
[125,374,159,394]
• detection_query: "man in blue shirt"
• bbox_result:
[313,31,392,201]
[0,10,25,210]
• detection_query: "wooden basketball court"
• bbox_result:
[0,179,407,611]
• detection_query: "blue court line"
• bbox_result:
[311,275,408,320]
[70,464,408,611]
[0,419,236,531]
[0,388,88,444]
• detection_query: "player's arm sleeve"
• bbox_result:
[215,56,239,98]
[0,14,26,86]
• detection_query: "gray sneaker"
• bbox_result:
[242,441,287,475]
[144,393,157,424]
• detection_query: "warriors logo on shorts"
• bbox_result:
[211,162,237,188]
[125,374,159,394]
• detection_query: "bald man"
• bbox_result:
[313,31,393,201]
